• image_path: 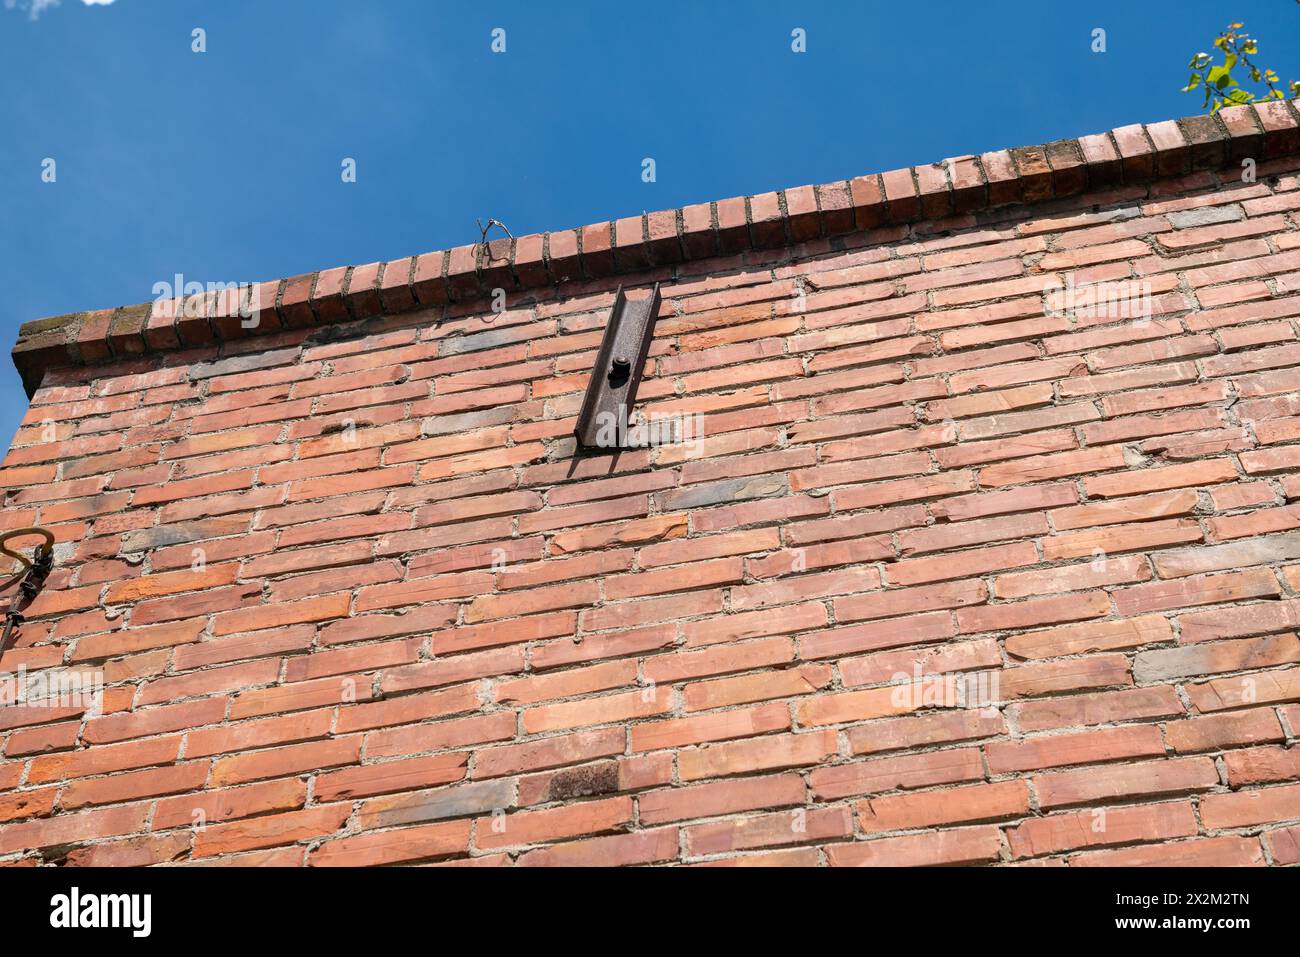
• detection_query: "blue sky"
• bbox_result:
[0,0,1296,447]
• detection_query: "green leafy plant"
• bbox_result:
[1183,21,1300,113]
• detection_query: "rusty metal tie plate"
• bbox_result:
[574,283,661,449]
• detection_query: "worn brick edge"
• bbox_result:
[12,102,1300,396]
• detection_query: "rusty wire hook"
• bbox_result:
[0,527,54,651]
[1,527,55,587]
[0,526,55,596]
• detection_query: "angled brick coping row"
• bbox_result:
[11,100,1300,396]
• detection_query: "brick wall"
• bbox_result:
[3,105,1300,866]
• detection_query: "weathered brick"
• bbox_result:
[686,805,851,856]
[825,825,1003,866]
[986,725,1165,774]
[1034,757,1219,809]
[857,780,1029,834]
[1007,800,1197,859]
[639,774,805,825]
[810,748,985,801]
[310,820,470,866]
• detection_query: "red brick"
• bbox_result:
[1007,800,1198,859]
[472,729,624,780]
[1070,836,1264,867]
[857,780,1029,834]
[152,778,308,830]
[631,702,790,752]
[315,753,469,802]
[476,796,633,850]
[517,827,680,867]
[678,731,838,781]
[1034,757,1219,809]
[1202,783,1300,829]
[686,805,851,856]
[1221,745,1300,787]
[310,820,469,866]
[826,825,1003,866]
[1013,686,1184,733]
[0,803,151,856]
[1165,708,1284,754]
[193,805,351,858]
[639,773,805,825]
[211,737,362,786]
[986,725,1165,774]
[809,748,984,801]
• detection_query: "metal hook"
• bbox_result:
[475,218,515,254]
[0,526,55,595]
[0,526,54,652]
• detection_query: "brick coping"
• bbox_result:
[11,101,1300,396]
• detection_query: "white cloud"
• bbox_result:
[4,0,115,18]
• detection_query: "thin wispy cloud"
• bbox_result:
[4,0,116,20]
